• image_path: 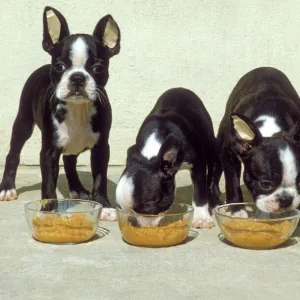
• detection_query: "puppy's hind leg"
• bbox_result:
[63,155,91,199]
[0,112,34,201]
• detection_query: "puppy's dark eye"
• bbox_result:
[260,181,273,190]
[54,62,66,72]
[92,64,103,74]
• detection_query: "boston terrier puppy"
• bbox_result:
[116,88,221,228]
[0,7,120,219]
[214,67,300,215]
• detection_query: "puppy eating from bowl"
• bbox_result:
[0,7,120,220]
[214,67,300,217]
[116,88,221,228]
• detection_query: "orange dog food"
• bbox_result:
[120,220,189,247]
[222,219,292,249]
[33,214,95,243]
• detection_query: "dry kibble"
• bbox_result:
[32,214,95,243]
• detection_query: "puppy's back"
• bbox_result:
[143,87,218,155]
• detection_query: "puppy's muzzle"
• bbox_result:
[278,194,293,210]
[70,72,86,88]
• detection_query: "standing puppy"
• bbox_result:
[116,88,221,228]
[215,67,300,214]
[0,7,120,219]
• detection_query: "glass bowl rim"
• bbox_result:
[116,202,194,217]
[214,202,300,221]
[24,199,103,214]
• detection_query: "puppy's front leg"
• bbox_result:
[90,141,115,221]
[191,159,214,229]
[222,149,247,217]
[39,144,61,211]
[222,148,243,204]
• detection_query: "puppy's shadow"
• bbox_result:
[17,171,117,206]
[175,185,193,205]
[175,184,252,205]
[292,226,300,239]
[220,184,253,204]
[56,171,117,207]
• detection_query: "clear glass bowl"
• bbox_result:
[24,199,102,244]
[116,203,194,247]
[214,202,300,249]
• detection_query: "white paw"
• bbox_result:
[231,208,248,218]
[100,208,117,221]
[192,205,215,229]
[0,189,17,201]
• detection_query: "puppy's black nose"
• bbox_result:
[70,72,86,87]
[279,195,293,209]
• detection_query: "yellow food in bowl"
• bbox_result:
[222,219,292,249]
[120,220,189,247]
[33,214,95,243]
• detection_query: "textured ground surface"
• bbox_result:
[1,166,300,300]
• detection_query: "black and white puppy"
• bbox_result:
[0,7,120,219]
[116,88,221,228]
[215,67,300,215]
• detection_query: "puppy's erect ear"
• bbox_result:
[158,135,181,178]
[93,15,121,58]
[231,113,262,156]
[42,6,70,54]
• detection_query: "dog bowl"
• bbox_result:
[25,199,102,244]
[116,203,194,247]
[214,203,300,249]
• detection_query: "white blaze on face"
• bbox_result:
[70,38,88,67]
[255,115,281,137]
[116,174,134,212]
[141,132,162,160]
[56,37,96,101]
[256,145,300,212]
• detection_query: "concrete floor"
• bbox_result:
[1,166,300,300]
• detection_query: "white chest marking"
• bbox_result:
[53,102,99,155]
[255,115,281,137]
[141,132,162,160]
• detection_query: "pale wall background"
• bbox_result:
[1,0,300,166]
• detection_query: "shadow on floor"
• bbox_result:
[17,171,253,209]
[17,171,117,207]
[175,184,253,205]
